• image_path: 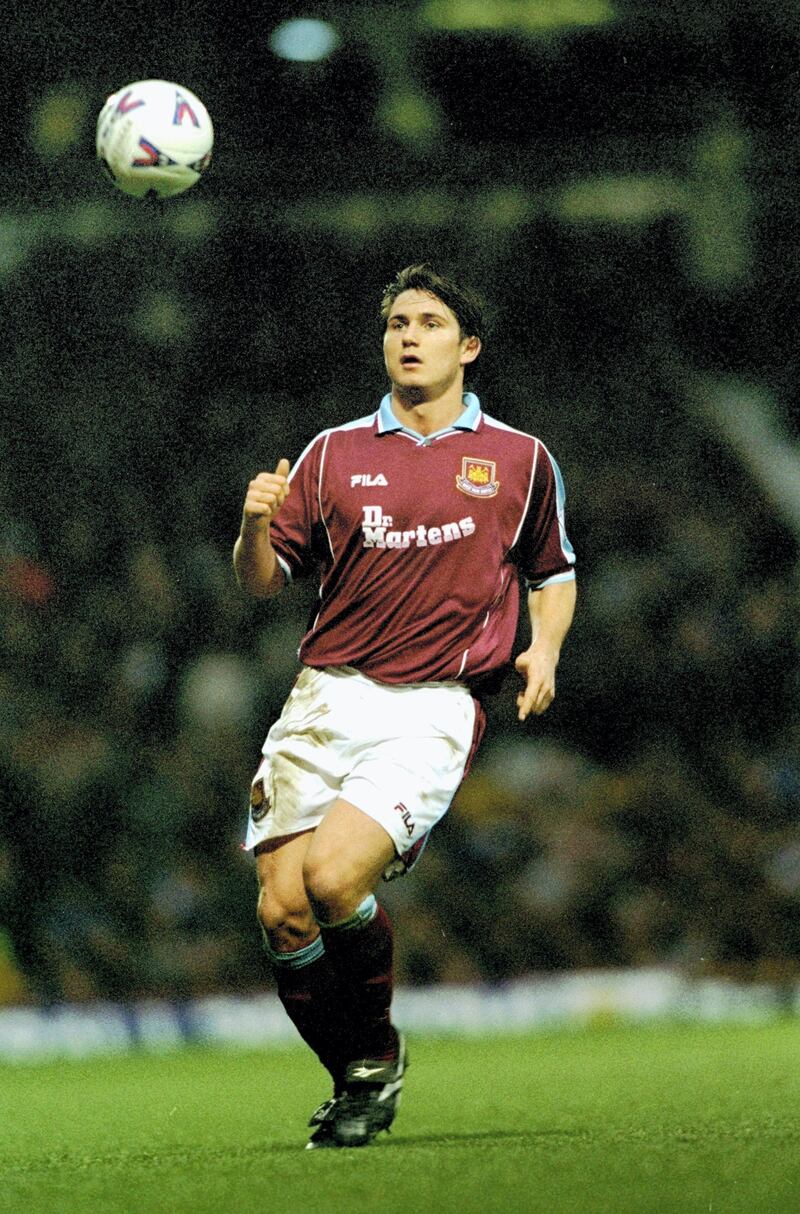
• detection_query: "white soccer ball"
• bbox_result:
[96,79,213,198]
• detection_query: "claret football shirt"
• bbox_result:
[269,393,575,685]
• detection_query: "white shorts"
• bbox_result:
[245,665,480,869]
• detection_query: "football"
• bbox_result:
[96,79,213,199]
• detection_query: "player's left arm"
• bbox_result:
[514,578,577,721]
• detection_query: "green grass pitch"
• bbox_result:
[1,1020,798,1214]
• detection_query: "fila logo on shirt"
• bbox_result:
[361,506,475,549]
[351,472,388,487]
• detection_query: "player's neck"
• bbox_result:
[390,384,466,436]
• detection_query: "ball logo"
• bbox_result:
[132,138,176,167]
[173,94,201,127]
[115,90,145,114]
[456,457,500,498]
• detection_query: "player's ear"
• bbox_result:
[460,335,481,365]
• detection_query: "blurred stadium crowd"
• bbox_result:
[1,232,798,1007]
[2,0,800,1008]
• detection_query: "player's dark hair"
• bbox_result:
[380,263,487,346]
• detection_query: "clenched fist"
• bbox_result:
[242,458,291,528]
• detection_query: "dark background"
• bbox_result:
[1,0,798,1004]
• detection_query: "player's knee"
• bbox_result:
[302,854,358,924]
[256,887,315,951]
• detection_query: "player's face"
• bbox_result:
[383,289,480,397]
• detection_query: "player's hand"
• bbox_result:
[241,459,291,529]
[514,647,557,721]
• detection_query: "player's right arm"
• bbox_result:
[233,458,291,597]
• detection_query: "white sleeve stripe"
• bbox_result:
[276,554,293,584]
[317,431,335,562]
[510,437,539,551]
[547,446,576,566]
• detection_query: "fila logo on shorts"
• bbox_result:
[394,803,415,837]
[361,506,475,550]
[351,472,388,487]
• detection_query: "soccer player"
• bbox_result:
[233,264,576,1148]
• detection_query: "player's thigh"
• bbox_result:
[303,799,396,907]
[255,830,316,936]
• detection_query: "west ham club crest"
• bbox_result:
[456,457,500,498]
